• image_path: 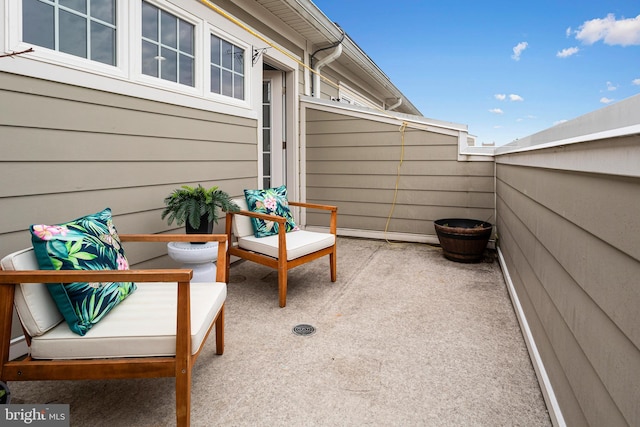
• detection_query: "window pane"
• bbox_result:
[59,10,87,58]
[221,70,233,97]
[179,21,193,55]
[91,22,115,65]
[221,40,232,69]
[263,177,271,189]
[141,40,159,77]
[233,46,243,73]
[210,65,221,93]
[23,0,55,49]
[179,54,194,86]
[141,1,158,41]
[91,0,115,24]
[210,36,221,65]
[263,81,270,102]
[234,75,244,99]
[60,0,86,14]
[160,10,177,48]
[160,47,177,82]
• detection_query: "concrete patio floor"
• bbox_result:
[8,236,551,426]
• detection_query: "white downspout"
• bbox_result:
[387,98,402,111]
[313,44,343,98]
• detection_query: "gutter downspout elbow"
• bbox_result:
[387,98,403,111]
[313,44,342,98]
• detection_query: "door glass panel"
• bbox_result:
[262,80,272,188]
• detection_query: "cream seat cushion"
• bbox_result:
[238,230,335,261]
[30,281,226,360]
[0,247,64,337]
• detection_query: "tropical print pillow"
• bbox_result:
[30,208,136,336]
[244,185,299,238]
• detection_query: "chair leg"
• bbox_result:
[215,305,224,355]
[175,368,191,427]
[330,246,337,282]
[225,248,231,285]
[278,267,287,308]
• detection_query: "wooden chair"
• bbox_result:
[225,198,337,307]
[0,234,227,427]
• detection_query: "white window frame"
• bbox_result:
[133,0,202,96]
[6,0,129,79]
[205,25,251,108]
[2,0,256,118]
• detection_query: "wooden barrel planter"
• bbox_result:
[434,218,492,263]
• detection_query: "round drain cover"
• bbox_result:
[292,324,316,336]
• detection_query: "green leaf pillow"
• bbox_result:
[244,185,299,238]
[30,208,136,336]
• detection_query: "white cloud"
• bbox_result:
[511,42,528,61]
[575,14,640,46]
[493,125,503,129]
[632,78,640,85]
[557,47,579,58]
[606,81,617,91]
[509,94,524,101]
[600,97,614,104]
[494,94,506,101]
[566,27,572,37]
[489,108,504,114]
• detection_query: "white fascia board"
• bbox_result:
[495,124,640,156]
[301,96,465,136]
[495,133,640,178]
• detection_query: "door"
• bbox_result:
[262,70,286,189]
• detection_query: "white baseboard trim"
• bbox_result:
[498,248,565,427]
[305,226,496,249]
[9,336,28,361]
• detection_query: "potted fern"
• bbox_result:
[161,184,239,235]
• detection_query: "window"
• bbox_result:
[210,34,244,100]
[22,0,117,65]
[141,1,194,87]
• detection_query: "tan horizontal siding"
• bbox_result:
[0,73,258,261]
[307,174,494,192]
[304,106,494,237]
[495,137,640,427]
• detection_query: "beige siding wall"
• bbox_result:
[495,137,640,426]
[303,105,494,240]
[0,72,258,264]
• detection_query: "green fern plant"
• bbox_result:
[161,184,239,230]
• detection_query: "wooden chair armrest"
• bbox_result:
[289,202,338,235]
[119,234,227,243]
[0,269,193,285]
[289,201,337,212]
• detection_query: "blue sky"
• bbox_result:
[311,0,640,145]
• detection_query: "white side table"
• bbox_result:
[167,241,218,283]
